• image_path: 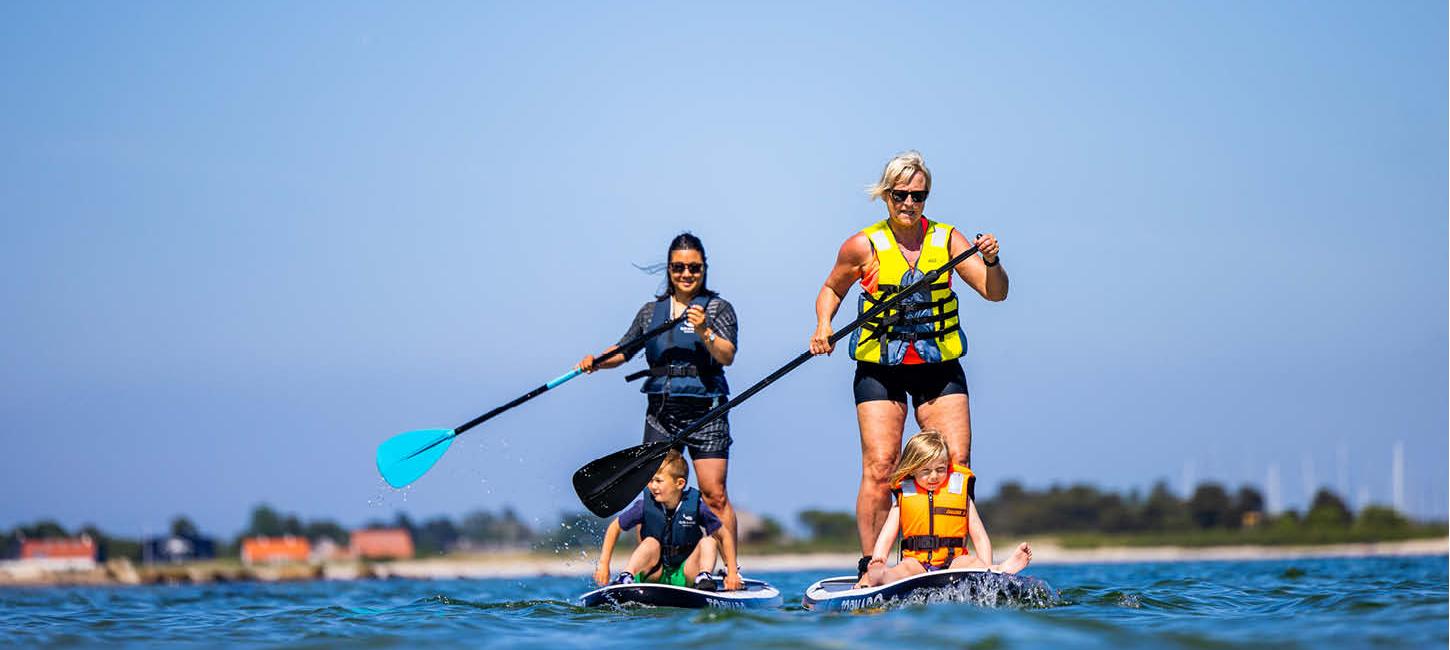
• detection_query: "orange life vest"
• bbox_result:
[894,463,975,567]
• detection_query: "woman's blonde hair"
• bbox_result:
[866,150,933,202]
[890,429,951,486]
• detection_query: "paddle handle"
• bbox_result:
[668,242,980,442]
[546,368,583,389]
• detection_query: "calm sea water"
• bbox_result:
[2,555,1445,648]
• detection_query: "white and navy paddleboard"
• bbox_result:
[802,568,1052,612]
[580,578,783,610]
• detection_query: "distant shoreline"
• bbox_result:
[369,537,1450,580]
[1024,536,1449,565]
[1,537,1443,587]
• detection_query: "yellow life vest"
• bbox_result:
[894,463,975,567]
[847,218,968,365]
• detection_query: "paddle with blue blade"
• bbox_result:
[572,240,984,517]
[377,313,688,488]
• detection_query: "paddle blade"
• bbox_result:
[572,440,676,517]
[377,428,456,488]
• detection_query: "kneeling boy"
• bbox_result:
[594,450,743,591]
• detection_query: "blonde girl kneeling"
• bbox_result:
[858,430,1032,589]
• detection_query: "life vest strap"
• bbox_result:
[861,322,962,344]
[877,308,959,329]
[878,295,956,311]
[865,282,951,303]
[901,535,966,551]
[860,292,960,342]
[931,506,968,517]
[625,366,724,383]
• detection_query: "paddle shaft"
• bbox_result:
[452,313,687,437]
[665,243,981,444]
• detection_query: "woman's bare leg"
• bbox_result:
[693,458,736,549]
[915,393,972,468]
[856,400,908,555]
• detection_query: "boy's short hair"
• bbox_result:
[657,449,689,482]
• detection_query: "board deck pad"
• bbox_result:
[802,568,1056,612]
[580,578,783,610]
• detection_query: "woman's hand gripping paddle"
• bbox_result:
[572,241,983,517]
[376,314,687,488]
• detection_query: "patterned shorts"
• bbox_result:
[644,394,731,460]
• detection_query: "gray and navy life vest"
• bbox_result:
[640,487,705,569]
[629,295,728,397]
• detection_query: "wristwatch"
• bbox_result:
[706,328,717,343]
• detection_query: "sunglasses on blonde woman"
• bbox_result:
[888,189,929,203]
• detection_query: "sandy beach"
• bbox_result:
[369,537,1449,580]
[2,537,1443,586]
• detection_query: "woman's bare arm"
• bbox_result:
[949,230,1007,302]
[810,233,874,355]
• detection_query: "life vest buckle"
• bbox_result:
[902,535,966,551]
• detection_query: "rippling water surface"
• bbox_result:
[2,555,1445,648]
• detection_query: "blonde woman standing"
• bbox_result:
[808,151,1008,578]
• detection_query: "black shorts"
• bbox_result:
[853,360,968,406]
[643,394,731,460]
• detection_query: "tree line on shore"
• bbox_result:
[792,481,1432,548]
[0,505,549,562]
[2,481,1435,562]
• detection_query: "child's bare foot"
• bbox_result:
[853,558,888,588]
[997,542,1032,574]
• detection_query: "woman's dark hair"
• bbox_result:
[648,232,718,299]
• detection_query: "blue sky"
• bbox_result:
[2,2,1445,537]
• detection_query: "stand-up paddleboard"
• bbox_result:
[802,568,1054,612]
[581,578,783,610]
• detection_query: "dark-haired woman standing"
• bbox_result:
[579,233,739,549]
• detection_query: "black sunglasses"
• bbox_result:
[888,189,929,203]
[669,262,705,274]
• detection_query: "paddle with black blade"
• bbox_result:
[376,313,687,488]
[572,240,983,517]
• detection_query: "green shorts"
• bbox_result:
[637,564,688,587]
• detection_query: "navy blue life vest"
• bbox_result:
[640,487,705,568]
[638,295,728,397]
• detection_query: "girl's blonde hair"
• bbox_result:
[890,429,951,486]
[866,150,933,202]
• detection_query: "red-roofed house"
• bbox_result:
[241,536,311,565]
[16,536,98,571]
[350,529,414,560]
